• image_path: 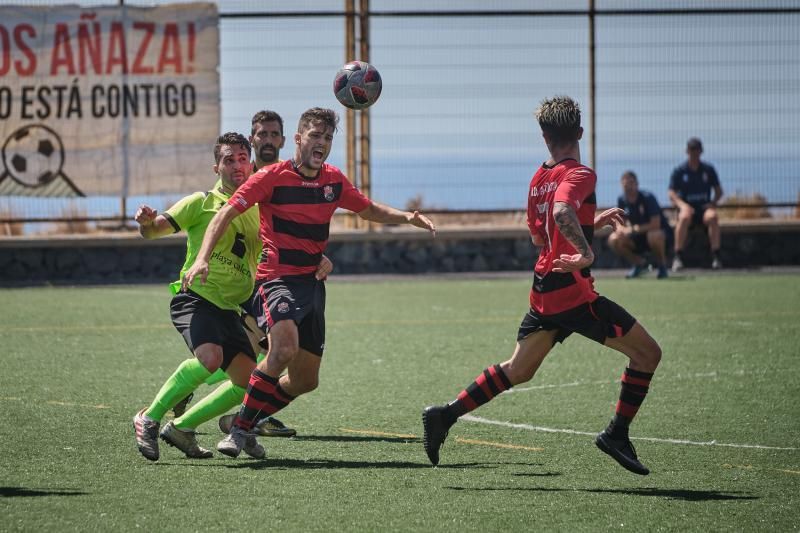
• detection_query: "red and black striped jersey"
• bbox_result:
[526,159,598,315]
[229,160,371,280]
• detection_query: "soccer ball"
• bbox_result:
[2,124,64,187]
[333,61,382,110]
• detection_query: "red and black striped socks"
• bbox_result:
[609,367,654,438]
[234,369,295,431]
[445,364,512,424]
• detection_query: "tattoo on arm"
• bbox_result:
[553,202,592,257]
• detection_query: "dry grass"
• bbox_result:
[796,191,800,219]
[49,204,95,235]
[0,207,24,236]
[719,193,771,220]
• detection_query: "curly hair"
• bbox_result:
[251,110,284,136]
[534,96,582,147]
[213,132,251,164]
[297,107,339,134]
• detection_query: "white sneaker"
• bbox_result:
[160,422,213,459]
[671,256,684,273]
[243,434,266,459]
[133,409,160,461]
[711,257,722,270]
[217,426,265,459]
[218,414,296,437]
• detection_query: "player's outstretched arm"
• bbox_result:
[552,201,594,273]
[134,204,175,240]
[594,207,625,231]
[181,203,241,290]
[357,201,436,236]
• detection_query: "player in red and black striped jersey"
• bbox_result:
[182,107,436,458]
[422,96,663,475]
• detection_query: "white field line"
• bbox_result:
[461,414,799,451]
[506,371,742,393]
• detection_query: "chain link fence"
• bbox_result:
[1,0,799,233]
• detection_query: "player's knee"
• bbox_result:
[704,209,719,226]
[648,341,662,366]
[293,376,319,395]
[648,229,665,245]
[636,340,662,370]
[501,360,535,385]
[269,343,299,367]
[194,345,223,372]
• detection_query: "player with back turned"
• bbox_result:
[422,96,663,475]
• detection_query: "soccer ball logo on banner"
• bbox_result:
[0,124,83,196]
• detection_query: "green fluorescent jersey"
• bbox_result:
[165,180,261,311]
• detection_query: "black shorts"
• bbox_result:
[690,204,707,226]
[170,291,256,370]
[517,296,636,345]
[631,233,650,254]
[631,228,673,255]
[249,274,326,357]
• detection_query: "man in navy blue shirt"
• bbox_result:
[609,171,671,279]
[668,137,723,271]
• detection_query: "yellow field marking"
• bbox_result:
[722,463,754,470]
[46,400,110,410]
[723,464,800,475]
[1,396,109,410]
[1,308,797,334]
[339,428,543,453]
[328,316,515,327]
[455,437,543,452]
[340,428,417,439]
[0,324,171,333]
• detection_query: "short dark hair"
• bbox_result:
[687,137,703,151]
[251,110,284,136]
[621,170,638,182]
[298,107,339,134]
[535,96,581,147]
[213,132,251,164]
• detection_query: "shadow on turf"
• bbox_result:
[292,435,419,444]
[160,459,543,470]
[445,486,757,501]
[0,486,87,498]
[193,433,418,444]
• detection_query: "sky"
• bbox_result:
[1,0,799,219]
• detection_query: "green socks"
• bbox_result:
[144,358,212,422]
[205,352,265,385]
[173,381,246,430]
[204,369,228,385]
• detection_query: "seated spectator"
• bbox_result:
[668,137,723,271]
[608,171,671,279]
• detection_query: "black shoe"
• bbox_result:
[422,405,452,466]
[595,429,650,475]
[171,393,194,418]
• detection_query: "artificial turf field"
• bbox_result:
[1,273,799,531]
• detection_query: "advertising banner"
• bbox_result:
[0,3,219,197]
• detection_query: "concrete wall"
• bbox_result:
[1,221,799,286]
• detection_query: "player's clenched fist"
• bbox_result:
[135,205,158,226]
